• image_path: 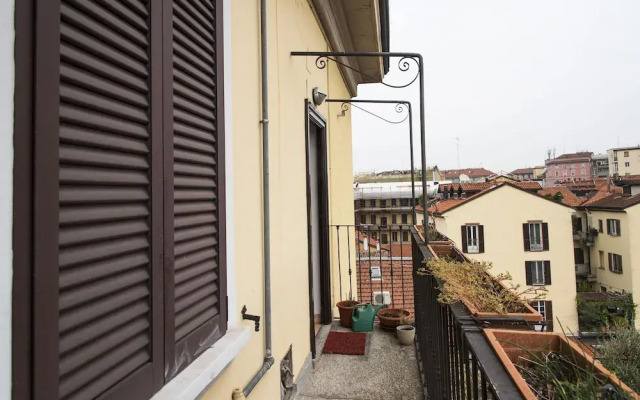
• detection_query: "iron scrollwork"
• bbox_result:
[314,55,420,89]
[339,102,409,124]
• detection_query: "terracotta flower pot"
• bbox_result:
[484,329,640,400]
[377,308,410,331]
[336,300,358,328]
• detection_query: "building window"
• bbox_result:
[400,198,409,207]
[563,170,567,176]
[607,219,621,236]
[392,215,397,224]
[391,198,397,207]
[360,215,367,225]
[370,215,377,225]
[464,225,480,253]
[380,199,387,208]
[370,266,382,280]
[402,231,409,242]
[369,199,376,207]
[598,219,603,233]
[574,248,585,264]
[624,151,629,157]
[381,217,388,226]
[581,162,586,167]
[528,222,543,251]
[599,251,605,269]
[392,232,398,242]
[359,199,366,207]
[381,233,388,244]
[625,162,630,167]
[526,261,550,285]
[555,171,559,177]
[571,170,575,176]
[531,300,546,319]
[601,286,607,293]
[581,169,586,175]
[614,163,619,172]
[571,163,575,168]
[608,253,623,273]
[401,214,408,224]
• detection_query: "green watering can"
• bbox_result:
[351,303,384,332]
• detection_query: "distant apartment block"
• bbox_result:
[429,182,579,332]
[591,153,609,178]
[544,152,593,187]
[440,168,494,182]
[608,146,640,177]
[510,167,544,181]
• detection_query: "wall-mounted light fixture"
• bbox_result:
[312,87,327,106]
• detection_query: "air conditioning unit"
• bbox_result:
[373,291,391,306]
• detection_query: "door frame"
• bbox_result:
[304,100,331,358]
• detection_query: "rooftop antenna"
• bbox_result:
[455,137,460,169]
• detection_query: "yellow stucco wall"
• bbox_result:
[434,185,579,332]
[587,206,640,328]
[200,1,359,398]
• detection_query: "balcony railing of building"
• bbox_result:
[410,228,525,399]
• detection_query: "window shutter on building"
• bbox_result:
[608,253,613,271]
[30,0,225,398]
[523,223,530,251]
[545,301,554,331]
[478,225,484,253]
[542,223,549,250]
[461,226,468,253]
[525,262,532,285]
[616,220,621,236]
[607,220,611,234]
[544,261,551,285]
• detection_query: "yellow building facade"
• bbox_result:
[433,184,579,333]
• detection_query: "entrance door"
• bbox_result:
[305,102,330,355]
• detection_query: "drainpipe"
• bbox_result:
[240,0,275,397]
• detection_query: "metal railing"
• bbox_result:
[331,224,414,313]
[411,228,524,400]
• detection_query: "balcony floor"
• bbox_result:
[296,322,424,400]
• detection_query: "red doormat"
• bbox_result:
[322,331,367,355]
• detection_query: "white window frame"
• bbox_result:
[531,261,545,285]
[392,231,398,242]
[531,300,546,319]
[529,222,543,251]
[609,253,622,273]
[625,162,630,167]
[465,225,480,254]
[608,219,620,236]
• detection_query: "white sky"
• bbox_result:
[351,0,640,174]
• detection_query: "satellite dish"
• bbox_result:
[459,174,470,182]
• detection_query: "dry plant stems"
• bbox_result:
[423,258,547,314]
[599,327,640,394]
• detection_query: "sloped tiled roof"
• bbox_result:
[553,152,593,160]
[439,180,541,193]
[511,168,534,175]
[440,168,494,179]
[537,187,584,207]
[616,174,640,186]
[582,193,640,210]
[428,199,466,213]
[581,184,623,206]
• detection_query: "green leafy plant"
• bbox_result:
[577,294,636,332]
[599,327,640,393]
[578,281,594,292]
[421,258,546,314]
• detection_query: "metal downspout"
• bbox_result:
[242,0,275,396]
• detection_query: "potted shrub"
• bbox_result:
[484,329,640,399]
[336,299,358,328]
[396,316,415,345]
[377,308,411,331]
[423,258,545,325]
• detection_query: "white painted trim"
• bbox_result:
[0,0,14,397]
[151,327,250,400]
[223,0,237,326]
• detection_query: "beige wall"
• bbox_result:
[609,148,640,176]
[587,206,640,328]
[434,185,579,332]
[202,0,359,398]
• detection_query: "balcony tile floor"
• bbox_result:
[296,322,424,400]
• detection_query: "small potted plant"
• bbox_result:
[396,315,415,345]
[377,307,411,331]
[336,298,358,328]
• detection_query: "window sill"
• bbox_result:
[151,326,250,400]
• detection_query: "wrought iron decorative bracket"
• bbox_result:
[291,51,429,239]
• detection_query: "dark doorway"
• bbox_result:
[305,101,331,358]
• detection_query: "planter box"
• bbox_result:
[464,280,543,325]
[484,329,640,400]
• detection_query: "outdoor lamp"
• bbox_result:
[312,87,327,106]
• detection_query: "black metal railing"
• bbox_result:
[331,224,414,313]
[411,227,524,400]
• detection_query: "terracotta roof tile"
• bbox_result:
[440,168,494,179]
[537,187,583,207]
[616,174,640,186]
[511,167,535,175]
[583,193,640,209]
[553,152,593,160]
[581,185,623,206]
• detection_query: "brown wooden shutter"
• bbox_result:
[32,1,163,398]
[478,225,485,253]
[608,253,613,271]
[616,220,621,236]
[545,301,553,331]
[167,0,227,379]
[525,262,532,285]
[523,223,530,251]
[607,219,611,234]
[544,261,551,285]
[541,223,549,251]
[461,225,468,253]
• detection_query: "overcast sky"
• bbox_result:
[351,0,640,174]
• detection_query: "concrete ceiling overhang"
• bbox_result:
[310,0,387,96]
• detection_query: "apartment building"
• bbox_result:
[510,168,535,181]
[440,168,494,182]
[579,194,640,329]
[430,182,579,332]
[591,153,610,178]
[609,146,640,176]
[544,152,593,187]
[7,1,389,399]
